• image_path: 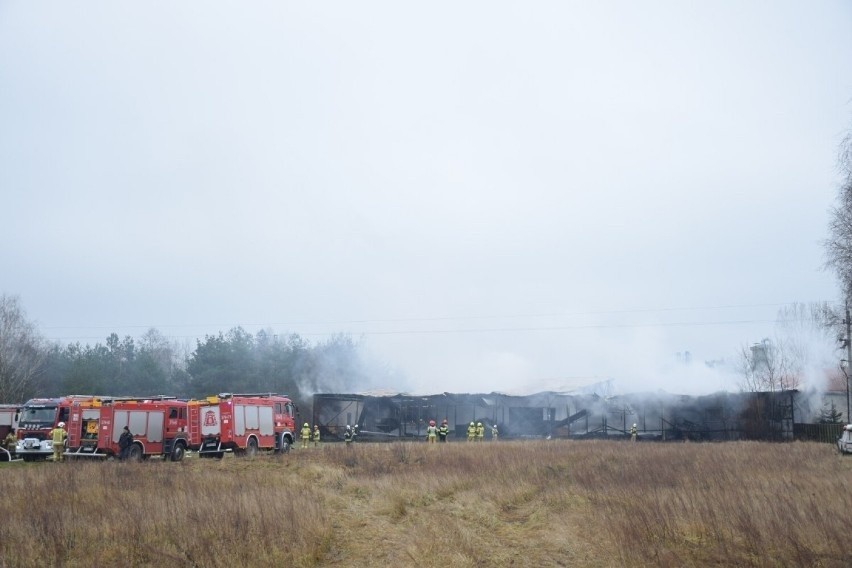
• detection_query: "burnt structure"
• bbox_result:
[313,389,807,442]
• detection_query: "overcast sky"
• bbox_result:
[2,1,852,395]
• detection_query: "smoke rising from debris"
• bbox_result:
[361,302,842,399]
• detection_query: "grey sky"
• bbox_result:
[2,1,851,395]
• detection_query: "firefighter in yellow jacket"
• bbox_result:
[50,422,67,462]
[426,420,437,443]
[438,419,449,442]
[300,422,311,449]
[467,421,476,442]
[475,422,485,442]
[312,425,320,448]
[4,431,16,459]
[4,431,16,451]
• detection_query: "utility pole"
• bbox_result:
[846,302,851,424]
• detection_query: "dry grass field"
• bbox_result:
[1,439,851,567]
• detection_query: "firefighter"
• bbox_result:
[344,425,353,446]
[118,425,134,460]
[467,421,476,442]
[4,430,15,451]
[4,430,16,458]
[475,422,484,442]
[630,423,638,442]
[426,420,437,443]
[312,425,320,448]
[438,419,449,443]
[491,424,499,441]
[300,422,311,449]
[49,422,67,463]
[352,424,359,442]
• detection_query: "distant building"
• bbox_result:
[312,386,817,442]
[750,339,771,371]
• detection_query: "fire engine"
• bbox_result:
[189,393,296,457]
[16,396,96,461]
[65,396,191,461]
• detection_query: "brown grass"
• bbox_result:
[1,440,850,567]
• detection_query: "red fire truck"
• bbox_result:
[189,393,297,457]
[65,396,191,461]
[16,396,98,461]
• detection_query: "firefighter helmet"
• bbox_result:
[442,419,448,424]
[304,422,309,427]
[470,422,475,426]
[477,422,482,427]
[633,424,637,428]
[429,420,436,426]
[58,422,65,428]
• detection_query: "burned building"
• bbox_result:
[313,387,807,442]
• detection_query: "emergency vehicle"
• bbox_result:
[838,424,852,454]
[65,396,191,461]
[16,396,96,461]
[189,393,296,457]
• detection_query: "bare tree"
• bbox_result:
[825,131,852,297]
[0,295,46,402]
[775,302,839,373]
[738,338,797,392]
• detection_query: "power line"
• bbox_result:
[43,318,779,342]
[37,300,808,332]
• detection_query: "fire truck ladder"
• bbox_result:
[188,404,201,442]
[97,395,178,403]
[64,445,109,459]
[217,392,283,399]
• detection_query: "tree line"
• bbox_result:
[0,294,378,411]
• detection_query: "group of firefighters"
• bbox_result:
[426,419,497,443]
[297,420,499,446]
[3,421,136,463]
[426,418,499,444]
[299,422,363,447]
[299,422,366,448]
[299,423,322,448]
[1,421,71,462]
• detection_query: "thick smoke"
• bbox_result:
[361,302,842,400]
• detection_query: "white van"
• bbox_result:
[838,425,852,454]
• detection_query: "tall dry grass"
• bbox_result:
[1,440,850,567]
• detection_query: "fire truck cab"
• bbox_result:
[65,397,190,461]
[190,393,296,457]
[15,396,94,461]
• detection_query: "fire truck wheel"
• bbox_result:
[246,437,259,457]
[127,444,143,462]
[278,433,290,454]
[170,443,186,462]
